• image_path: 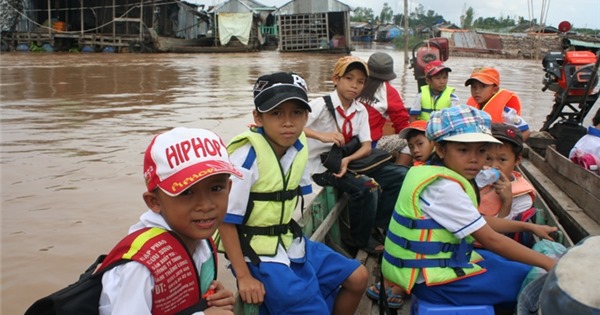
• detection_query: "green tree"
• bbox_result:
[351,7,375,22]
[461,6,474,29]
[379,2,394,24]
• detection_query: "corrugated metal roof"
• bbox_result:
[276,0,351,15]
[213,0,275,13]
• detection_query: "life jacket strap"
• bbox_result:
[383,250,473,269]
[250,187,301,201]
[238,220,303,266]
[386,230,464,255]
[393,211,444,229]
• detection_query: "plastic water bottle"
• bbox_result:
[475,168,500,187]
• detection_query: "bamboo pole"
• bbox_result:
[47,0,51,34]
[80,0,83,35]
[403,0,409,64]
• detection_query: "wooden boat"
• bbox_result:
[149,28,261,53]
[520,142,600,243]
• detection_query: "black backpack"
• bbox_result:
[24,254,126,315]
[25,233,217,315]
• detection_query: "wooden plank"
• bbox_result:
[355,250,374,315]
[545,145,600,195]
[520,158,600,242]
[310,195,347,242]
[519,165,574,247]
[529,146,600,225]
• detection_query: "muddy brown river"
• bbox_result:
[1,43,597,313]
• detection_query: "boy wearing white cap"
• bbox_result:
[382,105,558,308]
[215,72,368,315]
[99,127,240,314]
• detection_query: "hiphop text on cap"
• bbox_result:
[165,137,224,169]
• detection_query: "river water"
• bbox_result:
[1,43,597,313]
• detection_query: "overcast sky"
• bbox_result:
[195,0,600,30]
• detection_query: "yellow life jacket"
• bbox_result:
[216,127,307,262]
[466,89,521,122]
[478,171,536,217]
[417,85,455,121]
[382,166,486,294]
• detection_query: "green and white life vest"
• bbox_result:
[382,165,485,294]
[418,85,454,121]
[217,128,307,261]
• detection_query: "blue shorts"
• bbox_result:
[412,249,532,307]
[247,237,361,315]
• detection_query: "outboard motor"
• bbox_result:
[410,37,449,91]
[540,41,600,155]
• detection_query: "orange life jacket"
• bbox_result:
[478,171,536,217]
[467,89,521,122]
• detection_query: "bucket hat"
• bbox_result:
[368,52,396,81]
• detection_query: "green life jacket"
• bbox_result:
[382,165,485,294]
[215,127,307,264]
[418,85,455,121]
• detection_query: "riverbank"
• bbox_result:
[442,32,599,59]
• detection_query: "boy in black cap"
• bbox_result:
[478,123,536,222]
[215,72,368,315]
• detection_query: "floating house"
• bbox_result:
[375,24,402,42]
[275,0,352,52]
[202,0,277,52]
[0,0,275,53]
[350,21,374,42]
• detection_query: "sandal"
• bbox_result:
[366,283,404,309]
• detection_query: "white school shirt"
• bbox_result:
[224,140,313,265]
[99,210,213,315]
[305,91,371,175]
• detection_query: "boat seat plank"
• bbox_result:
[545,146,600,196]
[529,146,600,225]
[520,158,600,242]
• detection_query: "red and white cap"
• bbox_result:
[143,127,242,196]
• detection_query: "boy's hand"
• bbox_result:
[319,132,345,146]
[205,280,235,309]
[333,157,350,177]
[494,171,512,201]
[530,224,558,241]
[494,171,512,218]
[237,274,265,305]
